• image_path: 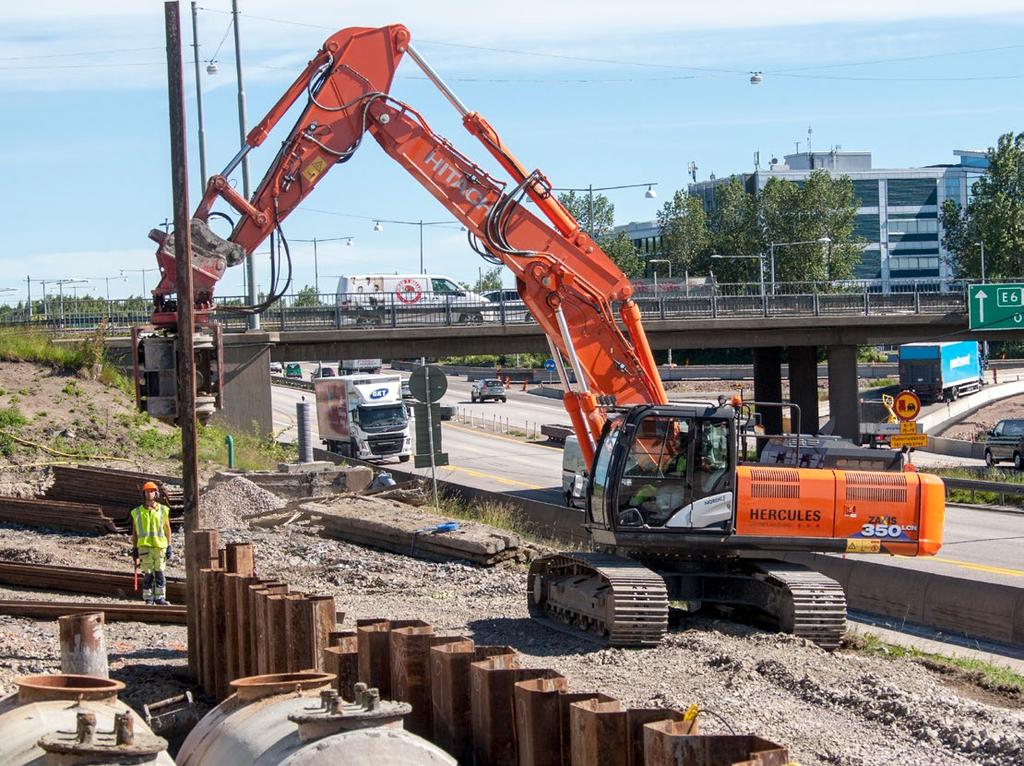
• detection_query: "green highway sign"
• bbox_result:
[969,284,1024,331]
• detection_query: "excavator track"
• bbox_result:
[753,561,848,650]
[527,552,668,647]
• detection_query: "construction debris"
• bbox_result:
[0,599,185,624]
[0,496,118,534]
[305,494,534,566]
[0,560,185,602]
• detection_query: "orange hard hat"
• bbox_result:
[142,481,159,492]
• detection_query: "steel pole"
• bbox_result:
[164,0,202,678]
[232,0,259,329]
[313,238,319,294]
[419,220,424,274]
[26,276,31,321]
[587,184,594,237]
[190,1,208,190]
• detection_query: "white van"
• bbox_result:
[336,274,488,325]
[561,435,588,507]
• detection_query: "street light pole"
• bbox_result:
[231,0,258,330]
[190,1,208,189]
[711,253,765,297]
[976,240,986,282]
[768,237,832,292]
[550,182,659,238]
[419,219,424,274]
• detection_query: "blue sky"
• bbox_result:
[1,1,1022,303]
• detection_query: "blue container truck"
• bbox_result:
[898,341,983,403]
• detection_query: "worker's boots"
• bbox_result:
[154,597,168,606]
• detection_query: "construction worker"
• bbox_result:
[130,481,172,606]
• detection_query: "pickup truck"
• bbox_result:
[982,419,1024,469]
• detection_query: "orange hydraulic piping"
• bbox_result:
[246,49,333,148]
[620,300,669,405]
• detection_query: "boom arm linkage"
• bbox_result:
[155,23,667,462]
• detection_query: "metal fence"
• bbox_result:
[0,278,980,334]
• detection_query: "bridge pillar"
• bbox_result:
[215,334,273,436]
[753,347,783,441]
[827,344,859,441]
[787,346,819,435]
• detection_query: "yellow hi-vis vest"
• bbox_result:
[131,503,170,549]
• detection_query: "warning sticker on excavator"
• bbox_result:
[846,539,881,553]
[302,156,327,183]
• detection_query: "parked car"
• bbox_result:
[982,419,1024,469]
[483,288,530,322]
[471,378,507,403]
[269,361,283,374]
[285,363,303,379]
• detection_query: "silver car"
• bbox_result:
[471,378,507,403]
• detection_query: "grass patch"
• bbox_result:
[865,377,898,388]
[931,466,1024,508]
[433,491,532,538]
[127,416,296,472]
[0,326,127,394]
[854,633,1024,695]
[0,406,26,456]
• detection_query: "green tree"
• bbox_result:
[702,177,763,283]
[466,266,504,293]
[293,285,323,307]
[656,191,711,277]
[941,131,1024,278]
[558,190,644,278]
[760,170,862,283]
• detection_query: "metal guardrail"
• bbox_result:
[0,277,979,335]
[942,476,1024,508]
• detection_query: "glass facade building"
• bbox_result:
[619,150,989,290]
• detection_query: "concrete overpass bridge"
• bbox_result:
[142,306,1008,441]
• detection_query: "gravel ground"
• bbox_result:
[0,486,1021,765]
[938,394,1024,441]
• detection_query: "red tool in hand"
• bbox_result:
[133,559,139,591]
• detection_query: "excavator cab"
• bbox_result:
[587,404,737,539]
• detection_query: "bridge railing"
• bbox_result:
[0,277,976,333]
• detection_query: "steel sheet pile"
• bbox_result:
[188,528,788,765]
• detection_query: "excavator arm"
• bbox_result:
[150,23,666,462]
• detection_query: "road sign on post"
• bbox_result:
[893,390,921,422]
[969,284,1024,331]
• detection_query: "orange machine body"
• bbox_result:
[734,466,945,556]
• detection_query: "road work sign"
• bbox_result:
[893,390,922,422]
[890,433,928,449]
[969,284,1024,331]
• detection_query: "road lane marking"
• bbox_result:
[429,463,543,489]
[932,557,1024,577]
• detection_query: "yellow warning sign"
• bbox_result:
[890,433,928,449]
[302,156,327,183]
[899,421,919,435]
[846,539,881,553]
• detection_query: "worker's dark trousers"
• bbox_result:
[141,570,166,602]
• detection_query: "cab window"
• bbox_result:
[617,415,692,528]
[694,420,731,497]
[432,278,462,295]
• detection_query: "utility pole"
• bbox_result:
[164,0,202,678]
[25,276,31,321]
[231,0,259,329]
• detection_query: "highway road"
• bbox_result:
[271,368,1023,586]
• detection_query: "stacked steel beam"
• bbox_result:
[0,496,118,534]
[189,530,789,765]
[0,561,185,602]
[44,465,184,530]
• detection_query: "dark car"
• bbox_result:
[983,419,1024,469]
[313,366,336,379]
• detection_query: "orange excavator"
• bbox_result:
[136,24,945,649]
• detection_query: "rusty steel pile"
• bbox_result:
[186,528,789,765]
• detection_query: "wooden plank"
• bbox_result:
[0,599,186,624]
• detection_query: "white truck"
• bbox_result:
[314,374,411,462]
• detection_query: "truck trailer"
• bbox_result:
[313,374,411,462]
[898,341,983,403]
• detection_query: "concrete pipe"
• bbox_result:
[0,674,173,766]
[177,671,455,766]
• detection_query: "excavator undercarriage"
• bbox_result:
[528,552,847,650]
